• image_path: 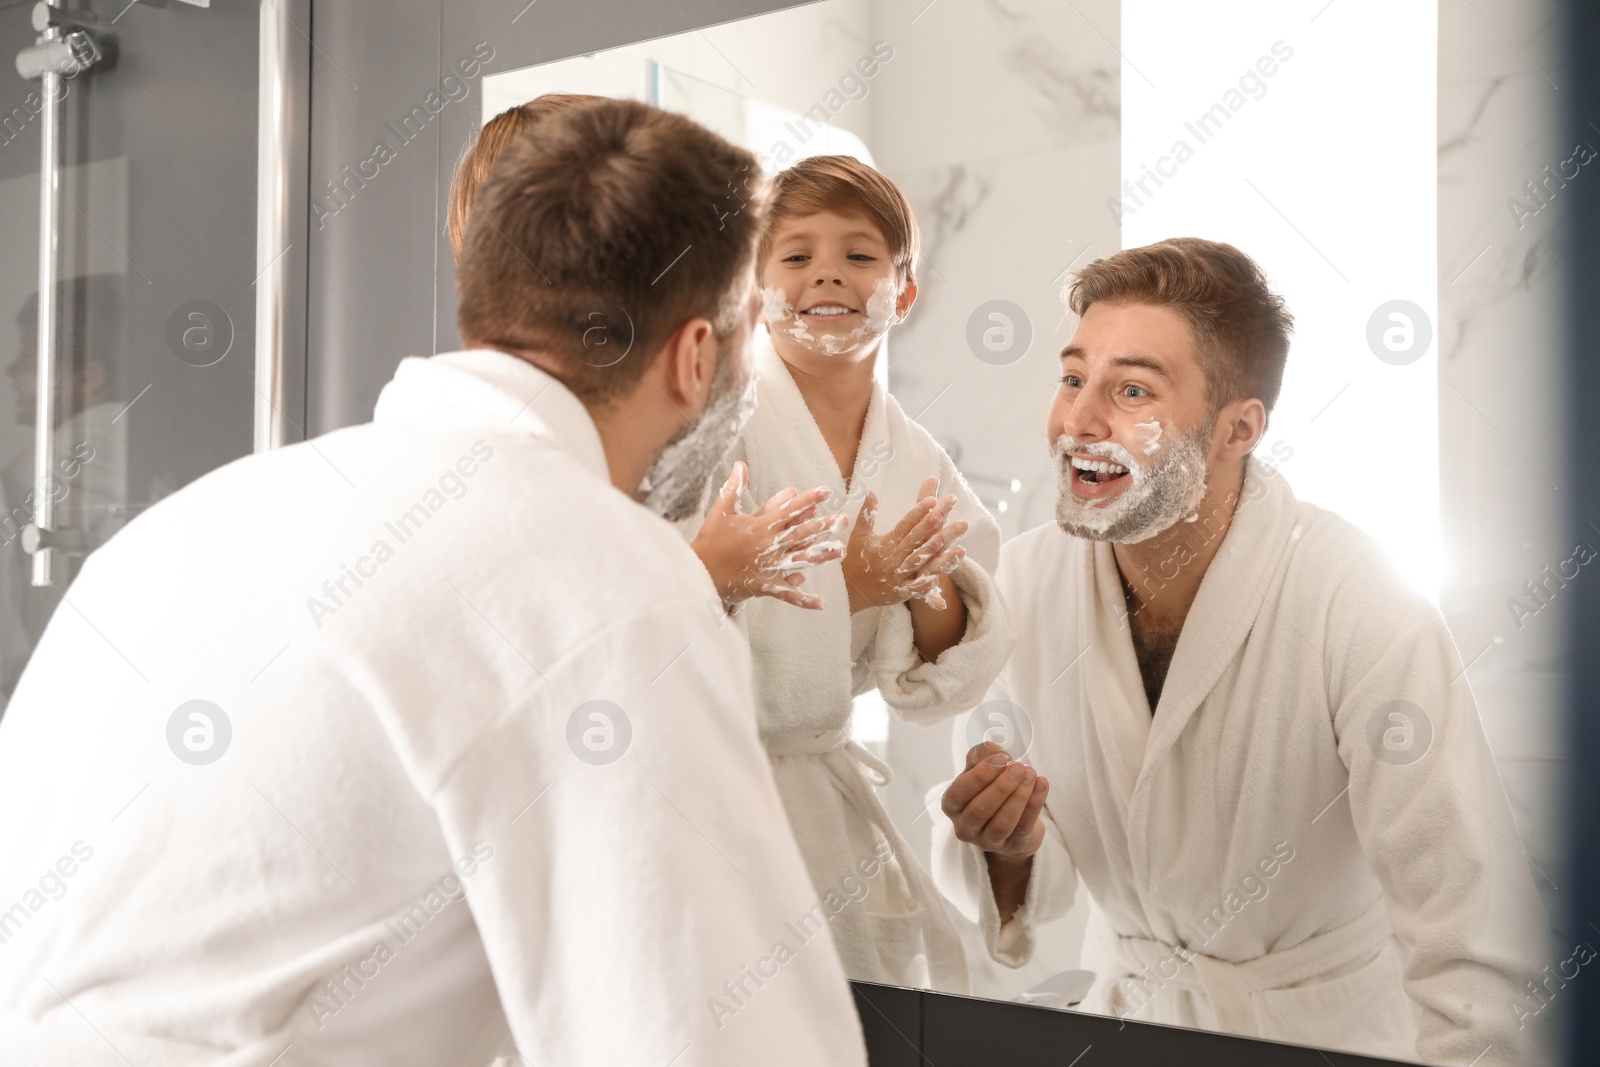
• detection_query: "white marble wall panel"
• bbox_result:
[1438,0,1571,949]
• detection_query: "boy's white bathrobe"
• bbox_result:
[932,457,1548,1065]
[717,333,1011,993]
[0,349,867,1067]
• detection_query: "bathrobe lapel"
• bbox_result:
[1077,458,1302,885]
[1080,539,1150,809]
[1137,458,1299,780]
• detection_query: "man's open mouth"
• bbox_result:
[1070,455,1130,485]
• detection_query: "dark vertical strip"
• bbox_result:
[1566,0,1600,1062]
[917,986,928,1065]
[432,0,443,356]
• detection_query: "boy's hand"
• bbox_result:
[840,476,969,614]
[691,462,850,612]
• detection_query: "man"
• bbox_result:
[0,99,867,1066]
[933,238,1547,1064]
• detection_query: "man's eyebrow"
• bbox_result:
[1058,347,1173,383]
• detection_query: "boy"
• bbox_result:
[713,156,1013,992]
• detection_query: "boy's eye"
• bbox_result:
[848,253,876,262]
[782,253,808,263]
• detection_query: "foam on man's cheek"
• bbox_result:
[1134,420,1164,456]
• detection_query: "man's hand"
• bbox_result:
[841,476,969,614]
[942,741,1050,924]
[691,462,850,611]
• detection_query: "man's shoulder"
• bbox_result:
[1281,498,1437,629]
[165,422,715,616]
[995,522,1085,609]
[466,442,715,607]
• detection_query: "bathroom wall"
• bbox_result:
[1437,0,1570,946]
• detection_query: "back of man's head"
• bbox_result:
[447,94,602,262]
[456,98,765,408]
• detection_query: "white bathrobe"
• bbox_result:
[0,349,868,1067]
[932,456,1548,1065]
[715,332,1012,993]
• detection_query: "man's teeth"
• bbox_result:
[805,306,853,316]
[1069,456,1128,475]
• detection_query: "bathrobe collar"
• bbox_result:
[753,330,887,498]
[373,348,611,484]
[1081,456,1303,786]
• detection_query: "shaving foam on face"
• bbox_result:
[862,276,899,333]
[759,285,791,323]
[1134,420,1164,456]
[762,276,900,357]
[761,284,814,346]
[639,359,757,522]
[1051,423,1210,545]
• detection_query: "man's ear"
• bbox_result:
[658,316,718,416]
[1215,397,1267,461]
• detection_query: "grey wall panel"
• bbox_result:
[305,0,444,437]
[307,0,818,436]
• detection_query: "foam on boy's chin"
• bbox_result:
[764,277,900,357]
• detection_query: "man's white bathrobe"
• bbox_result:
[715,332,1011,992]
[0,349,868,1067]
[932,457,1547,1065]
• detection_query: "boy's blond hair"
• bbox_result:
[757,155,919,287]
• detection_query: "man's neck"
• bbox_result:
[1112,458,1248,632]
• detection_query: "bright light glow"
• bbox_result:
[1120,1,1440,602]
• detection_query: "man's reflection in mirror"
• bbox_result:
[0,273,129,709]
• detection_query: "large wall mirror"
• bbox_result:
[477,0,1567,1059]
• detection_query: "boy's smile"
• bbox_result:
[801,300,858,321]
